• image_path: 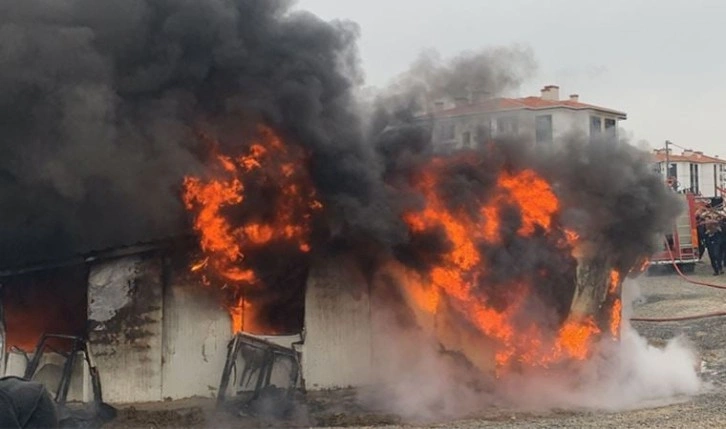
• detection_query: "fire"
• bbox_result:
[556,317,600,360]
[183,125,321,333]
[607,269,623,338]
[631,257,650,275]
[610,299,622,337]
[498,170,559,236]
[608,270,621,294]
[402,156,602,370]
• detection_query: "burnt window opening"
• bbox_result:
[178,245,308,336]
[1,265,88,352]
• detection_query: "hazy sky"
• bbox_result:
[296,0,726,157]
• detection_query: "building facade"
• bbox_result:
[426,85,627,151]
[653,148,726,198]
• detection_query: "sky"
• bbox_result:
[296,0,726,157]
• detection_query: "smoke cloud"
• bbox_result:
[0,0,386,267]
[379,47,536,113]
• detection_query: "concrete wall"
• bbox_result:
[88,256,164,403]
[302,256,372,389]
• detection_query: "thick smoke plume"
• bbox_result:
[371,47,535,115]
[0,0,388,268]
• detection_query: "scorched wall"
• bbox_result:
[87,252,231,403]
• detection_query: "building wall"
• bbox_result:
[302,255,372,389]
[86,252,308,403]
[700,163,717,197]
[658,160,725,198]
[677,161,691,194]
[433,107,622,150]
[88,256,164,403]
[160,266,231,400]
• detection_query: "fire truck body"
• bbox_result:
[649,192,699,271]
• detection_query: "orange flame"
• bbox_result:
[556,317,600,360]
[607,269,623,338]
[608,270,621,294]
[610,298,622,337]
[498,170,559,236]
[402,159,602,370]
[183,125,321,333]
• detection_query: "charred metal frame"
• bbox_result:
[217,332,303,409]
[23,334,116,426]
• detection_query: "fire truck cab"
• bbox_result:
[648,192,700,273]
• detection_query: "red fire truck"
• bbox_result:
[648,192,700,273]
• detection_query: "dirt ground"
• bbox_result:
[105,257,726,429]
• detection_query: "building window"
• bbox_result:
[668,163,678,189]
[689,163,699,194]
[476,122,492,145]
[436,122,455,142]
[496,116,518,135]
[590,116,602,135]
[535,115,553,145]
[604,118,616,138]
[462,131,471,148]
[713,164,718,197]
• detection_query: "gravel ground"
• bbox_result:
[107,258,726,429]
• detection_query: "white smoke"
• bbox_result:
[358,294,495,422]
[364,278,701,420]
[494,278,701,411]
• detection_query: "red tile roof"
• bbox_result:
[431,96,627,119]
[653,151,726,164]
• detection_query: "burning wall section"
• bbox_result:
[0,246,241,404]
[180,122,678,387]
[182,126,321,335]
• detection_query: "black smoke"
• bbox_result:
[0,0,680,317]
[0,0,392,268]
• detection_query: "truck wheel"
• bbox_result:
[678,263,695,274]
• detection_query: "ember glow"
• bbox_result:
[401,155,603,371]
[183,125,321,333]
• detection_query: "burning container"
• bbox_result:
[0,241,235,404]
[0,234,622,405]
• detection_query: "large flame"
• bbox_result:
[183,125,321,333]
[608,269,622,338]
[181,127,623,371]
[402,156,603,371]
